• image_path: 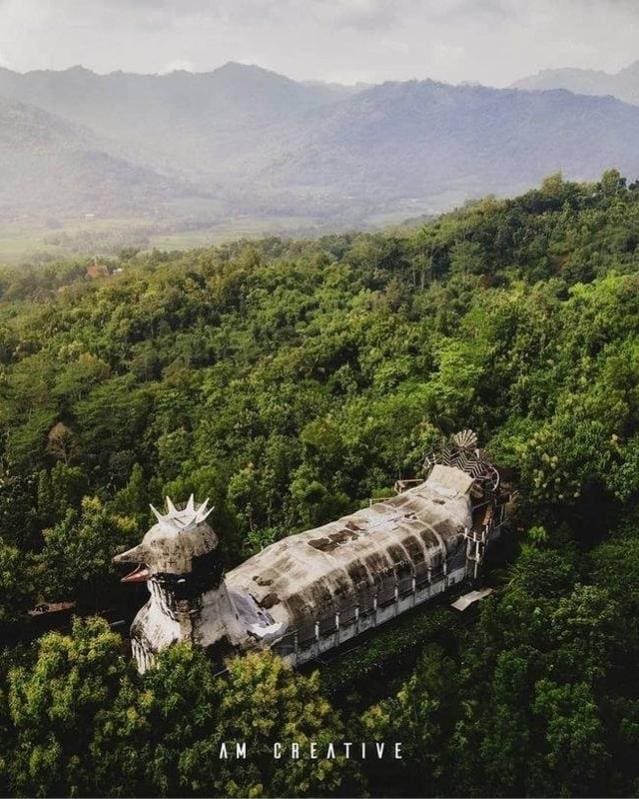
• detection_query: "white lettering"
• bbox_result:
[273,742,282,759]
[395,742,403,759]
[310,742,318,759]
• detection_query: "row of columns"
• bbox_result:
[290,560,450,657]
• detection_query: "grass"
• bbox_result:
[0,213,351,266]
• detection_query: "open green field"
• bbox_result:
[147,215,331,251]
[0,224,64,264]
[0,213,356,266]
[0,218,151,266]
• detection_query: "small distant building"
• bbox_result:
[114,431,510,672]
[28,601,76,617]
[86,259,110,279]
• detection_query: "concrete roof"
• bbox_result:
[227,465,473,631]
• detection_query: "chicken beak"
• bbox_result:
[113,544,151,583]
[113,543,150,564]
[120,563,150,583]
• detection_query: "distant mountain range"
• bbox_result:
[513,61,639,106]
[1,61,639,227]
[0,95,195,218]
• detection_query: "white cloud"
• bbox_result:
[160,58,196,74]
[0,0,637,85]
[431,42,466,69]
[309,0,401,30]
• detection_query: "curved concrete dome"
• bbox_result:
[226,464,473,633]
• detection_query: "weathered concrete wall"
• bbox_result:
[272,565,468,667]
[227,465,473,641]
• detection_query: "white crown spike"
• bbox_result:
[195,498,214,523]
[150,494,213,535]
[149,496,214,533]
[166,497,178,515]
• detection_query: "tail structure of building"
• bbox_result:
[114,431,510,672]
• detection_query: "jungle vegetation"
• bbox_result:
[2,170,639,796]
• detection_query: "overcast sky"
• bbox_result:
[0,0,638,86]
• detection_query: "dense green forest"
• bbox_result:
[2,170,639,797]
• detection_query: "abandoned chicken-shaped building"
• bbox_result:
[114,431,508,672]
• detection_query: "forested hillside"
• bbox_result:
[2,171,639,797]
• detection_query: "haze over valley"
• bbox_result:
[2,58,639,259]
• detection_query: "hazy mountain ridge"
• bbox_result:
[260,80,639,200]
[2,61,639,227]
[513,61,639,105]
[0,62,351,181]
[0,94,201,219]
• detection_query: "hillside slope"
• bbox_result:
[0,96,198,220]
[0,62,353,181]
[262,80,639,204]
[2,175,639,797]
[513,60,639,106]
[2,64,639,223]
